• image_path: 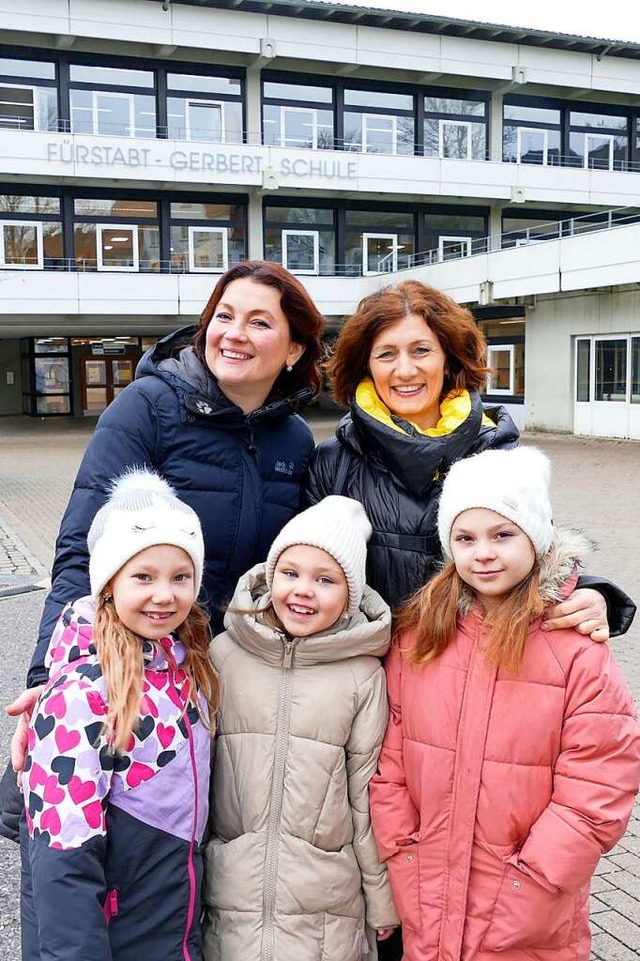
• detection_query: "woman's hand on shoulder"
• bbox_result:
[6,686,43,787]
[542,588,609,643]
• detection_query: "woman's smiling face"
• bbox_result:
[368,313,447,430]
[205,277,304,413]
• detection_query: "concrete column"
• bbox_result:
[246,65,264,258]
[245,63,262,147]
[247,187,264,259]
[489,90,503,163]
[489,205,502,253]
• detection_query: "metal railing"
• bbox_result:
[3,116,640,172]
[2,206,640,276]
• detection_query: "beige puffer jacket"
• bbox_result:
[203,563,399,961]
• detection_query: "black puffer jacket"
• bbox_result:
[28,326,315,687]
[305,390,518,609]
[304,390,636,636]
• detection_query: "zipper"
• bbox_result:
[103,888,118,924]
[164,651,199,961]
[260,638,296,961]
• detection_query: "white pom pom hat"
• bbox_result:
[265,495,373,616]
[437,447,554,560]
[87,469,205,598]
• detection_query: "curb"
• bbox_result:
[0,582,46,600]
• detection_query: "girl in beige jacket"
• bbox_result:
[203,496,399,961]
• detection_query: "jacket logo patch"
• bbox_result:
[274,460,294,476]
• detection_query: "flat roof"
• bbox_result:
[165,0,640,60]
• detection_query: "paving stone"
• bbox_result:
[590,930,639,961]
[592,910,640,951]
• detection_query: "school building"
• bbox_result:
[0,0,639,438]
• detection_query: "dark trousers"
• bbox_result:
[378,927,403,960]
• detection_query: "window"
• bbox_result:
[343,87,414,155]
[632,337,640,404]
[74,197,159,272]
[424,94,487,160]
[70,64,155,138]
[167,73,243,144]
[263,80,334,149]
[188,226,229,271]
[96,224,139,271]
[480,320,525,401]
[569,109,628,170]
[22,337,71,416]
[0,220,44,268]
[583,133,614,170]
[362,114,397,154]
[438,235,472,261]
[439,120,472,159]
[487,345,514,394]
[516,127,554,166]
[0,58,57,132]
[282,230,320,274]
[345,209,413,275]
[363,233,398,275]
[422,210,487,262]
[264,204,335,274]
[503,101,561,166]
[595,339,627,402]
[576,339,590,402]
[170,201,245,272]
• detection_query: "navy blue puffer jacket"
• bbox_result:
[28,327,315,686]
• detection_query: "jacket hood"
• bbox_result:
[458,527,591,619]
[136,325,313,425]
[338,388,518,497]
[223,563,392,665]
[45,596,185,675]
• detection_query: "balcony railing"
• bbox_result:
[2,206,639,277]
[4,117,640,173]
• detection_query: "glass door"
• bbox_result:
[82,356,134,415]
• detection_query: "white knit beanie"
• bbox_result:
[265,496,373,615]
[87,469,205,598]
[437,447,554,560]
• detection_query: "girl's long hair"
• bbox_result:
[397,560,545,674]
[94,596,220,753]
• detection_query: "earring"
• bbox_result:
[102,592,112,602]
[286,364,293,372]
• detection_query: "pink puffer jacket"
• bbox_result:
[370,533,640,961]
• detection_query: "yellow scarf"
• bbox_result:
[355,378,494,437]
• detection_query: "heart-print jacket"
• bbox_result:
[21,596,211,961]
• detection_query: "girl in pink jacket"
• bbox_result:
[370,446,640,961]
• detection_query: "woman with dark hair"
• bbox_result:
[305,279,634,961]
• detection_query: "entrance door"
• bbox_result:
[82,357,134,415]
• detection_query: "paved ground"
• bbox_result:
[0,414,638,960]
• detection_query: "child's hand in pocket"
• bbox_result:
[377,928,396,941]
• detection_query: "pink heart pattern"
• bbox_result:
[24,597,201,851]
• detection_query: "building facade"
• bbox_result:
[0,0,639,437]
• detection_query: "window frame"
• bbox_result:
[282,228,320,275]
[362,232,399,275]
[184,98,226,143]
[438,119,472,160]
[0,218,44,269]
[362,112,398,154]
[438,235,472,261]
[486,344,515,396]
[187,225,229,273]
[96,222,140,272]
